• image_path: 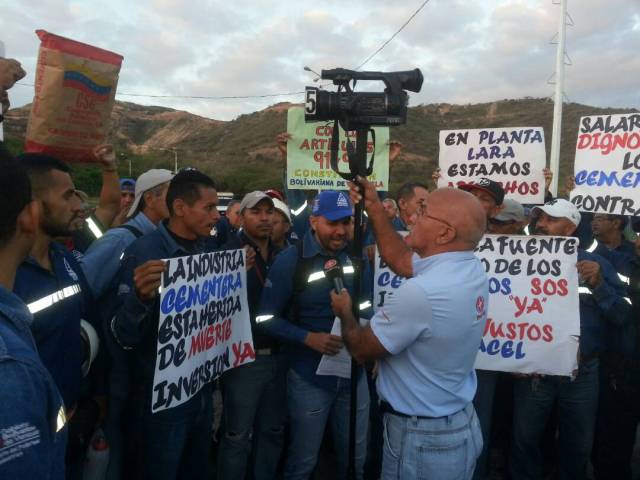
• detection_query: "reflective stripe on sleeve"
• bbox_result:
[359,301,372,310]
[307,266,355,283]
[86,217,103,239]
[27,284,82,314]
[291,201,308,217]
[256,315,274,323]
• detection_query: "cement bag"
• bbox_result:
[25,30,123,162]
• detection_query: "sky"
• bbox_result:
[2,0,639,121]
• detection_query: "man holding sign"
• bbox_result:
[112,169,222,480]
[510,199,630,480]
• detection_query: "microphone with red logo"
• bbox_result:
[324,257,345,292]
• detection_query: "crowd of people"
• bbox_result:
[1,57,640,480]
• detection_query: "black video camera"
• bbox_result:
[304,68,423,130]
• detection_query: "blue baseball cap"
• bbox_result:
[312,191,353,221]
[120,178,136,191]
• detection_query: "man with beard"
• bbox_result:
[257,190,373,480]
[510,199,630,480]
[218,191,286,480]
[0,154,68,479]
[12,153,102,475]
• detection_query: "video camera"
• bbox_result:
[304,68,423,130]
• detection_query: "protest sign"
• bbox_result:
[373,231,408,311]
[286,106,390,191]
[373,234,580,376]
[570,113,640,215]
[151,249,254,413]
[25,30,123,163]
[437,127,546,203]
[474,234,580,376]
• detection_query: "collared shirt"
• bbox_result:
[111,221,209,410]
[222,231,281,350]
[80,212,157,298]
[258,229,373,390]
[371,251,488,417]
[591,238,636,280]
[0,286,67,479]
[14,242,96,408]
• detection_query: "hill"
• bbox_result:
[4,98,637,196]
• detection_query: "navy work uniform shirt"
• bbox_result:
[111,221,211,412]
[589,238,637,282]
[0,285,67,479]
[577,249,631,357]
[222,230,281,351]
[257,229,373,390]
[14,242,97,409]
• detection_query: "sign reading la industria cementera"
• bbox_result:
[151,249,254,412]
[437,127,546,204]
[570,114,640,215]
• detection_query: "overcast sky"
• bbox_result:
[3,0,639,120]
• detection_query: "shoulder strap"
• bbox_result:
[114,224,144,238]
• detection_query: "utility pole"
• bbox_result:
[157,148,178,173]
[549,0,568,197]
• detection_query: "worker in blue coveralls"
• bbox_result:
[257,190,373,480]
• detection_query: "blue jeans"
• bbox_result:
[132,386,213,480]
[510,359,600,480]
[472,369,499,480]
[218,354,287,480]
[381,403,482,480]
[284,368,369,480]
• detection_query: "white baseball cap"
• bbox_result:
[532,199,582,227]
[272,198,292,223]
[127,169,174,217]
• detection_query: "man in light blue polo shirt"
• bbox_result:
[331,180,488,480]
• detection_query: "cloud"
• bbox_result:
[3,0,638,121]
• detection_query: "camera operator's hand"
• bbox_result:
[134,260,166,302]
[276,132,291,159]
[388,140,403,162]
[304,332,343,356]
[348,176,380,212]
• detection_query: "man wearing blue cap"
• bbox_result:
[257,190,373,480]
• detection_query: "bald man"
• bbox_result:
[331,179,488,480]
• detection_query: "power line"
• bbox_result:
[354,0,431,71]
[13,3,431,100]
[14,82,305,100]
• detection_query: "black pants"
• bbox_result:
[593,369,640,480]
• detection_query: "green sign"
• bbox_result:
[286,107,389,191]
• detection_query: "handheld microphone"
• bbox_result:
[324,257,345,292]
